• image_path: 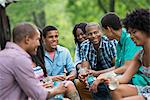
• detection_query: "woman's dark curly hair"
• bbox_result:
[123,9,150,36]
[72,22,87,44]
[31,28,47,77]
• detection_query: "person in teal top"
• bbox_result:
[90,13,147,95]
[89,12,147,94]
[115,28,142,67]
[100,12,142,74]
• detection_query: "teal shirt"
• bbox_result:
[115,28,142,67]
[44,45,75,76]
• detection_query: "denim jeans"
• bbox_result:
[92,83,111,100]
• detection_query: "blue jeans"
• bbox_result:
[91,83,111,100]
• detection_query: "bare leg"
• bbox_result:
[75,79,92,99]
[123,95,145,100]
[65,81,80,100]
[111,84,138,100]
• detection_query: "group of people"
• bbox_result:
[0,8,149,100]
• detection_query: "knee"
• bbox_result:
[67,81,74,85]
[74,79,85,88]
[111,88,120,95]
[65,81,75,89]
[110,85,124,99]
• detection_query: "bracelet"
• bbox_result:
[46,91,54,100]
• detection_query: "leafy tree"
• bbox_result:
[5,0,150,58]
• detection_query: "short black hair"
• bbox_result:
[42,25,57,38]
[13,22,38,43]
[101,12,122,30]
[72,22,87,44]
[123,9,150,36]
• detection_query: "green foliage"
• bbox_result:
[44,0,75,57]
[7,0,47,28]
[6,0,150,59]
[66,0,102,24]
[116,0,150,18]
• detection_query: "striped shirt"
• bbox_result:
[80,36,117,70]
[33,66,44,81]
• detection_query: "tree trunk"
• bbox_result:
[97,0,115,13]
[32,10,46,29]
[97,0,108,13]
[0,5,11,50]
[109,0,115,12]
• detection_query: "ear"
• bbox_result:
[24,35,30,44]
[43,38,46,45]
[107,27,112,32]
[98,30,103,35]
[108,27,116,34]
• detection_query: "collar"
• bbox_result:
[5,42,31,58]
[119,28,129,45]
[45,45,63,58]
[99,36,109,49]
[90,36,107,51]
[56,45,64,52]
[99,37,103,49]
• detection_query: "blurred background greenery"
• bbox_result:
[6,0,150,59]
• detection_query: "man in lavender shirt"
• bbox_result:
[0,22,66,100]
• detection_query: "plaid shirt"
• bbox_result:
[80,36,117,70]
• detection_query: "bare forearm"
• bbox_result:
[114,66,127,74]
[96,66,115,75]
[70,70,77,76]
[66,70,77,80]
[118,61,140,83]
[114,60,133,74]
[46,90,56,99]
[76,63,81,70]
[81,61,90,68]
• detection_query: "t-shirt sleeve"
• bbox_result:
[80,42,89,61]
[65,49,75,72]
[110,40,117,58]
[74,44,82,67]
[124,37,142,61]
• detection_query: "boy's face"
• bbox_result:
[102,27,114,40]
[44,30,58,51]
[86,26,102,45]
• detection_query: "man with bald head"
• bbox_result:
[78,22,117,99]
[0,22,67,100]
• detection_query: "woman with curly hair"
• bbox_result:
[110,9,150,100]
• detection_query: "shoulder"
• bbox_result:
[102,36,118,47]
[101,36,111,43]
[57,45,70,53]
[121,28,132,41]
[8,52,32,74]
[0,48,31,62]
[81,40,89,45]
[122,30,138,48]
[135,50,143,60]
[14,54,32,67]
[80,40,90,48]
